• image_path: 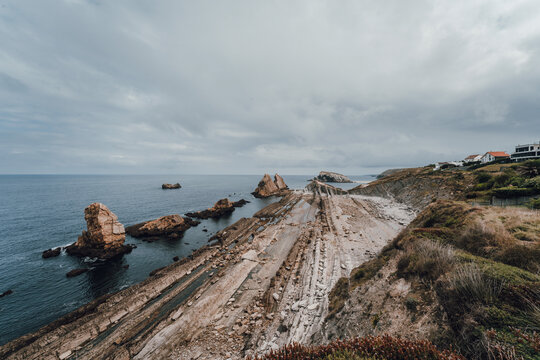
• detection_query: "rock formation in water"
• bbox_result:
[162,183,181,189]
[313,171,352,183]
[252,173,289,198]
[42,247,61,259]
[185,198,249,219]
[66,203,133,259]
[0,289,13,298]
[66,268,89,278]
[125,215,200,241]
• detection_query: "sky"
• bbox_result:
[1,0,540,175]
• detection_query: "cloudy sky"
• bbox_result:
[1,1,540,175]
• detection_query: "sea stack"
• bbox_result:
[313,171,352,183]
[185,198,249,219]
[252,173,289,198]
[126,215,200,240]
[162,183,181,189]
[65,203,133,259]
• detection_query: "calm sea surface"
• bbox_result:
[0,174,374,344]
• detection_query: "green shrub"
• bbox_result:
[476,172,492,183]
[517,159,540,178]
[527,198,540,209]
[492,187,534,198]
[523,176,540,190]
[509,176,525,187]
[493,173,512,187]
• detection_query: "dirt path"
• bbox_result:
[0,192,415,360]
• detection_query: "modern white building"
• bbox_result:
[511,142,540,161]
[480,151,510,164]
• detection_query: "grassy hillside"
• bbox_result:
[325,200,539,360]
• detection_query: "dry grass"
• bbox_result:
[397,239,456,280]
[449,264,504,304]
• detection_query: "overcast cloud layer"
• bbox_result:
[1,0,540,175]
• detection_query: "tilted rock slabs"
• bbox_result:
[252,173,289,198]
[185,198,249,219]
[125,214,200,241]
[313,171,352,183]
[65,203,133,259]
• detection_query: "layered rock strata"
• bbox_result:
[252,174,289,198]
[126,215,200,240]
[65,203,133,259]
[185,198,249,219]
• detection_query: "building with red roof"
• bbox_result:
[480,151,510,164]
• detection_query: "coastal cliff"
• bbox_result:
[349,167,474,211]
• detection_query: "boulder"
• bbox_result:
[126,215,200,240]
[252,174,289,198]
[42,247,61,259]
[162,183,181,189]
[185,198,249,219]
[313,171,352,183]
[65,203,133,259]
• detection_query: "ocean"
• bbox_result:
[0,174,374,345]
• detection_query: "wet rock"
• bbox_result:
[65,203,133,259]
[252,174,289,198]
[66,268,89,278]
[0,289,13,298]
[126,215,199,240]
[162,183,181,189]
[313,171,352,183]
[42,247,61,259]
[173,256,179,262]
[185,198,249,219]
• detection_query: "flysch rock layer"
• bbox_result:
[1,187,415,360]
[65,203,133,259]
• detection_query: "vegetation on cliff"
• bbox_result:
[466,159,540,204]
[326,200,539,360]
[249,335,464,360]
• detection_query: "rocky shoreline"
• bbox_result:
[0,182,414,359]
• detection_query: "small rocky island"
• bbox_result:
[162,183,181,189]
[65,203,133,259]
[252,173,289,198]
[126,214,199,241]
[185,198,249,219]
[313,171,352,183]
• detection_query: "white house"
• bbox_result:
[463,154,482,163]
[510,142,540,161]
[480,151,510,164]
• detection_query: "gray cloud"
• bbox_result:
[1,0,540,175]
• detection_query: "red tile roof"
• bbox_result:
[465,154,479,159]
[487,151,509,157]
